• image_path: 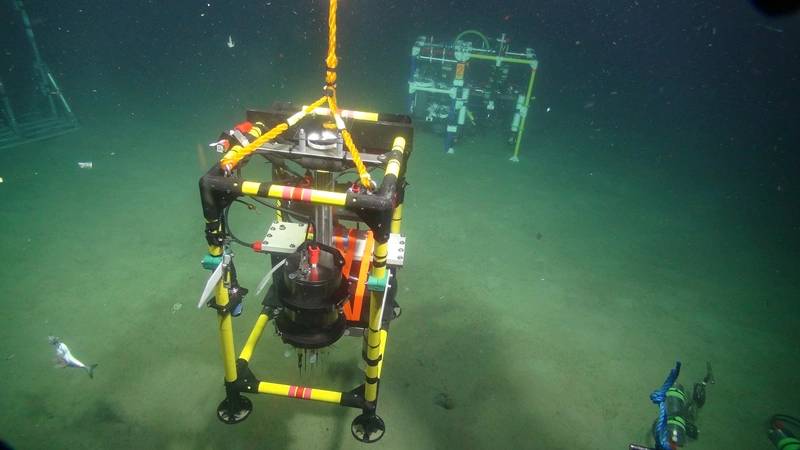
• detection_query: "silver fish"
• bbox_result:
[48,336,97,379]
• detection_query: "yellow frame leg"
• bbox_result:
[391,204,403,234]
[239,312,270,362]
[510,64,538,162]
[364,241,389,403]
[215,273,238,382]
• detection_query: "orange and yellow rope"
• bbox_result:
[219,0,372,190]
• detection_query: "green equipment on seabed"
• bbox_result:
[630,362,715,450]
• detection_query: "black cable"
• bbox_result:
[267,158,305,180]
[248,197,317,238]
[223,198,317,249]
[223,203,251,248]
[334,168,357,180]
[771,414,800,429]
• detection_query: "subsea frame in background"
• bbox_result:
[0,0,78,150]
[408,30,538,160]
[198,102,413,443]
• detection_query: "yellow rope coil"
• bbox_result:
[220,123,288,170]
[220,96,328,170]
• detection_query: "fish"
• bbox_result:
[227,35,235,48]
[48,336,97,379]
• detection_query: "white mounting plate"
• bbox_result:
[261,221,308,253]
[261,221,406,266]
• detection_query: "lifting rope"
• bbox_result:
[323,0,372,189]
[220,0,373,190]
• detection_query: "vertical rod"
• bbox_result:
[390,204,403,234]
[271,165,284,222]
[313,171,334,245]
[0,78,21,135]
[364,241,388,402]
[216,268,238,382]
[13,0,57,115]
[511,65,537,161]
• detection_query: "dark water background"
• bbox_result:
[5,0,797,221]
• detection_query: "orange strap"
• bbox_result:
[333,227,357,278]
[341,228,358,278]
[343,230,373,321]
[334,226,346,254]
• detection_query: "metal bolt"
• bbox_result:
[264,241,269,245]
[289,243,296,248]
[279,224,286,230]
[267,233,272,238]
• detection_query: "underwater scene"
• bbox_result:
[1,1,798,449]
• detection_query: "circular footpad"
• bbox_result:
[351,413,385,443]
[217,395,253,424]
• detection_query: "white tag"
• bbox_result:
[197,262,224,309]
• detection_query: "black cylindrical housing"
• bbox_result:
[275,242,349,349]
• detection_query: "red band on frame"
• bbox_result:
[288,385,313,399]
[279,186,313,202]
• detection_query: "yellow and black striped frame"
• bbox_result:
[199,130,409,441]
